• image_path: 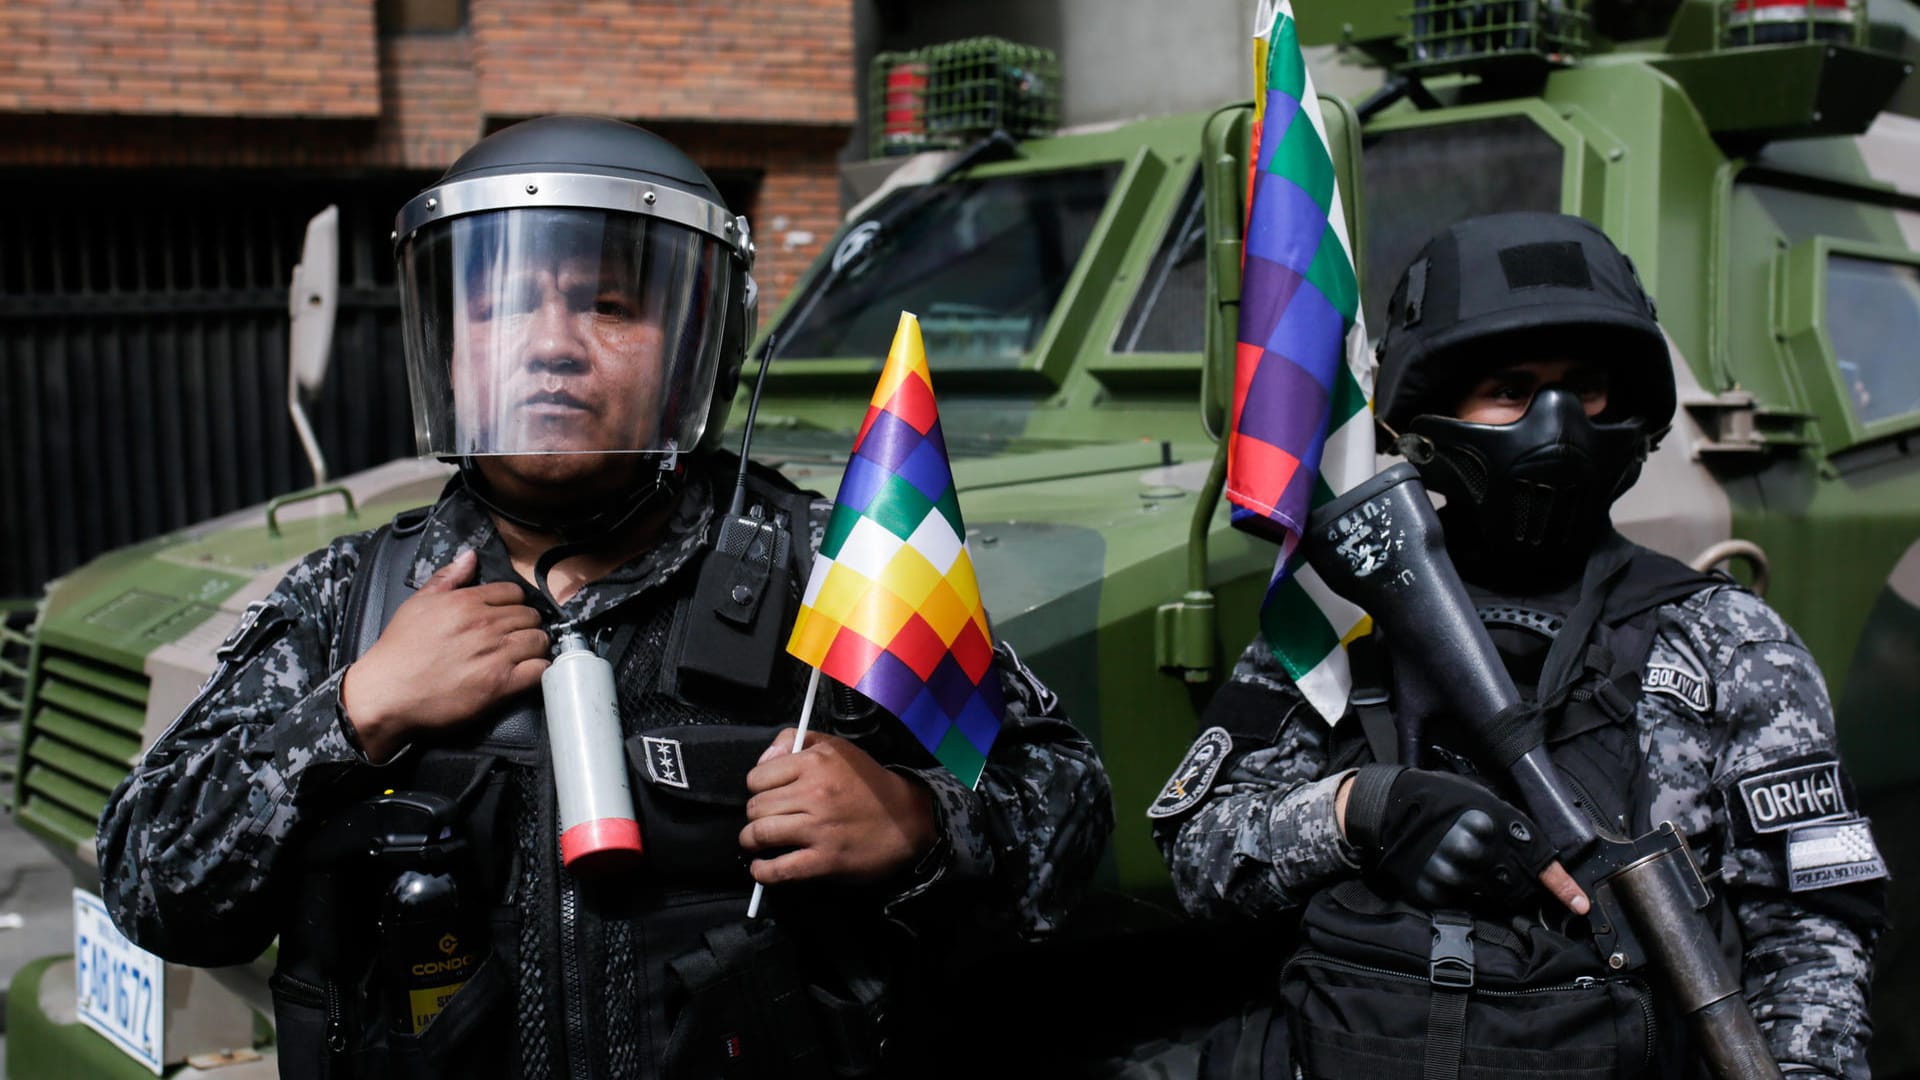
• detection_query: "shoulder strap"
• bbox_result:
[1599,538,1729,626]
[339,507,432,663]
[1347,635,1399,767]
[667,460,817,703]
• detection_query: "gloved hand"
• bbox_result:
[1342,763,1559,912]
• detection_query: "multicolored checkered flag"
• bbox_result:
[1226,0,1375,723]
[787,311,1004,787]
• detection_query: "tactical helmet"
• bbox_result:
[393,116,756,464]
[1373,212,1675,579]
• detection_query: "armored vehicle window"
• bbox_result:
[1114,169,1206,354]
[778,165,1122,366]
[1359,116,1563,333]
[1827,255,1920,424]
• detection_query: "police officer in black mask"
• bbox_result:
[1153,213,1883,1079]
[98,116,1112,1080]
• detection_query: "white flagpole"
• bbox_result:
[747,664,823,918]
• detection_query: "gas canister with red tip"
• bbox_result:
[541,630,643,871]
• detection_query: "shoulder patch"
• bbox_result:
[1147,727,1234,820]
[1735,758,1850,835]
[1787,818,1887,891]
[1643,659,1710,712]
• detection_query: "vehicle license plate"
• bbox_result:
[73,888,166,1074]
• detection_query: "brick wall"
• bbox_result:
[472,0,854,125]
[0,1,855,307]
[0,0,379,117]
[655,122,845,308]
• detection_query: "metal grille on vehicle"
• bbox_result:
[16,644,148,851]
[0,603,37,813]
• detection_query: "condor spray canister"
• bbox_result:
[366,793,484,1037]
[382,866,483,1035]
[542,630,643,871]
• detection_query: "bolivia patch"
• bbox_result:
[642,736,690,789]
[1737,759,1849,835]
[1787,818,1887,891]
[1148,727,1234,820]
[1643,659,1710,712]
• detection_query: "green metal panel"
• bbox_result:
[1774,237,1920,450]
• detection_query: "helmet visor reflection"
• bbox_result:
[398,207,729,458]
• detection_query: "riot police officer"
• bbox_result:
[1152,212,1884,1078]
[98,116,1112,1079]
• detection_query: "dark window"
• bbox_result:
[1826,255,1920,424]
[776,165,1122,368]
[706,169,763,217]
[0,172,430,600]
[378,0,466,34]
[1114,168,1206,354]
[1360,116,1564,332]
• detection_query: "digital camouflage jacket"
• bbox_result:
[98,458,1113,1078]
[1153,575,1883,1079]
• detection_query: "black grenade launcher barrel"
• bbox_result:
[1301,462,1781,1080]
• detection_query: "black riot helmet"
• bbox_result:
[392,116,756,533]
[1373,212,1674,583]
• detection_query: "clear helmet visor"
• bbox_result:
[397,207,730,459]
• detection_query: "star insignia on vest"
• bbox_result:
[1643,659,1710,712]
[1787,818,1887,891]
[643,736,690,789]
[1148,727,1234,820]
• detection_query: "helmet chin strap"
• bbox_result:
[457,458,681,609]
[458,457,676,540]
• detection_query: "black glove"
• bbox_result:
[1344,764,1558,912]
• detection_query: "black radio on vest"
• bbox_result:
[365,792,485,1036]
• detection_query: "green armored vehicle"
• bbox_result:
[8,0,1920,1073]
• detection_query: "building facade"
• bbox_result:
[0,0,854,599]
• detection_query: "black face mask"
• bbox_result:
[1400,387,1648,586]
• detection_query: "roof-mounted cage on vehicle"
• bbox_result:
[869,38,1060,158]
[1398,0,1594,77]
[1716,0,1866,48]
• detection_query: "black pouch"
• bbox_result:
[663,918,833,1080]
[383,951,510,1079]
[626,723,779,884]
[270,951,507,1080]
[1281,880,1657,1080]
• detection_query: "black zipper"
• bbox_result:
[1285,951,1658,1070]
[560,854,592,1080]
[271,971,351,1061]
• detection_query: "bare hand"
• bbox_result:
[739,729,937,886]
[342,550,549,762]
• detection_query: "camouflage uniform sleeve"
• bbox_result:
[884,641,1113,938]
[95,535,387,967]
[1690,588,1883,1079]
[1152,636,1362,921]
[794,494,1113,938]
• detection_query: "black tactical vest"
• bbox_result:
[1300,536,1739,1080]
[269,469,900,1080]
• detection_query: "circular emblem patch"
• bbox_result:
[1147,727,1235,820]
